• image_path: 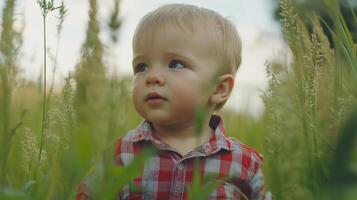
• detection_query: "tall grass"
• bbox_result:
[35,0,62,168]
[0,0,22,187]
[262,0,357,199]
[0,0,356,199]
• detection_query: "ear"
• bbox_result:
[209,74,235,105]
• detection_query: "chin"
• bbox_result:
[143,114,174,125]
[146,116,171,124]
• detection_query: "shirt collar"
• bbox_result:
[129,115,233,154]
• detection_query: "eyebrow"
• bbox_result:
[132,51,195,66]
[165,52,195,64]
[132,55,145,67]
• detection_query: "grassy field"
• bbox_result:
[0,0,356,199]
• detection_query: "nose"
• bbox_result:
[145,68,165,86]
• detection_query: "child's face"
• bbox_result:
[132,26,221,126]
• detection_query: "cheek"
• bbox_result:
[170,82,202,107]
[132,81,144,113]
[132,77,144,98]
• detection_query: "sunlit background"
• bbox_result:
[1,1,356,199]
[0,0,291,118]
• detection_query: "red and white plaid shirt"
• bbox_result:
[112,115,265,200]
[76,115,265,200]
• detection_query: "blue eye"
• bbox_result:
[169,60,186,69]
[134,63,148,73]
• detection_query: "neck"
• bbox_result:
[151,115,214,153]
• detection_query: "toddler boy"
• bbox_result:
[78,3,265,200]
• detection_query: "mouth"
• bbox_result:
[145,92,167,101]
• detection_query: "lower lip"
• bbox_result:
[146,98,165,106]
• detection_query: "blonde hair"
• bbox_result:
[132,4,242,76]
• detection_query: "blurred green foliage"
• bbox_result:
[0,0,356,199]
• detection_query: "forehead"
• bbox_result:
[133,24,220,62]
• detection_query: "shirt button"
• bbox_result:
[177,163,184,170]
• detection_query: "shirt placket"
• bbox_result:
[169,161,186,200]
[148,137,187,200]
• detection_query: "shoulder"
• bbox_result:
[122,129,141,142]
[115,130,136,151]
[114,130,143,166]
[227,137,263,177]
